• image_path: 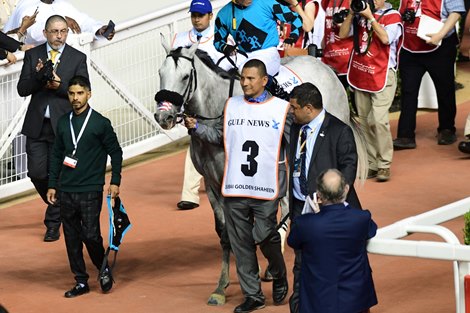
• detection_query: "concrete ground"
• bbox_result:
[1,63,470,313]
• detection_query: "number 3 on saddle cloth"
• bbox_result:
[99,195,132,278]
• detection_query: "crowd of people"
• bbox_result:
[1,0,469,312]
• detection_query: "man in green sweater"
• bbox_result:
[46,75,123,298]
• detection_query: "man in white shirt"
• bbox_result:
[171,0,233,211]
[4,0,114,45]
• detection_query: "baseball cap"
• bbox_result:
[189,0,212,14]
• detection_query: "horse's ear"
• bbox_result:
[160,33,171,54]
[187,41,199,57]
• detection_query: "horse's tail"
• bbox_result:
[350,114,368,185]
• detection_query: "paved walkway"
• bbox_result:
[1,64,470,313]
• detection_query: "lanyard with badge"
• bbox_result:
[63,108,92,169]
[293,126,315,178]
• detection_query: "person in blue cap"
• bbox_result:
[172,0,234,212]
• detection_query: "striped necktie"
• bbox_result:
[299,125,309,196]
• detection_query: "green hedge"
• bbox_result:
[388,0,400,9]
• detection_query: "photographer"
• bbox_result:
[393,0,465,149]
[339,0,403,182]
[17,15,89,242]
[321,0,356,109]
[278,0,325,57]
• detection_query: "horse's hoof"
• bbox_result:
[207,293,226,306]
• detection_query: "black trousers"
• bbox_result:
[288,197,305,313]
[25,119,60,229]
[397,33,459,139]
[59,191,105,284]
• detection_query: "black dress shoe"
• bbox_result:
[458,139,470,154]
[272,276,288,305]
[64,283,89,298]
[176,201,199,210]
[234,297,265,313]
[261,268,273,282]
[393,137,416,150]
[44,228,60,242]
[437,129,457,145]
[99,267,114,293]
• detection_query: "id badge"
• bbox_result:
[63,155,78,168]
[293,158,301,177]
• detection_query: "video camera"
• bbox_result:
[350,0,375,13]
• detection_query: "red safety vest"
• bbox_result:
[321,0,354,75]
[399,0,443,52]
[347,10,403,92]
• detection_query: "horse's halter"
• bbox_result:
[166,51,198,112]
[165,50,223,122]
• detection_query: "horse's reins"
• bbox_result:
[166,51,224,122]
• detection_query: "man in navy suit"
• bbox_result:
[287,82,363,312]
[17,14,89,242]
[288,169,378,313]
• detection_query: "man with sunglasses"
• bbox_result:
[17,14,89,242]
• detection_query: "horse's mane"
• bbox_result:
[170,47,236,80]
[195,49,236,80]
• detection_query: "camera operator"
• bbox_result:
[321,0,356,111]
[339,0,403,182]
[278,0,325,57]
[17,15,89,242]
[393,0,465,149]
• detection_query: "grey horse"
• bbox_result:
[154,41,367,306]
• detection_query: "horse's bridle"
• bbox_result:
[165,51,223,122]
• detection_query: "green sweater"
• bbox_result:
[48,106,123,192]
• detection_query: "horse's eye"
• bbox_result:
[182,74,189,81]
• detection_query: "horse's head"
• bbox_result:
[155,37,200,129]
[153,89,184,130]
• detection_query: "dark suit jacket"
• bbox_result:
[0,31,22,60]
[17,43,89,138]
[0,31,22,52]
[288,112,361,211]
[287,203,378,313]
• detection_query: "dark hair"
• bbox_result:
[68,75,91,90]
[242,59,268,78]
[290,82,323,109]
[316,169,347,203]
[45,15,67,30]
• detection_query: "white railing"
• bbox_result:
[0,0,226,200]
[367,197,470,313]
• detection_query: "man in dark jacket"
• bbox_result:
[287,82,362,313]
[46,75,122,298]
[288,169,377,313]
[17,15,88,242]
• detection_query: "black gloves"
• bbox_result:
[223,44,237,57]
[283,37,296,45]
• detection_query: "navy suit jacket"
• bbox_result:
[17,43,89,138]
[287,203,378,313]
[288,111,362,211]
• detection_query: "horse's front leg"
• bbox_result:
[205,184,231,306]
